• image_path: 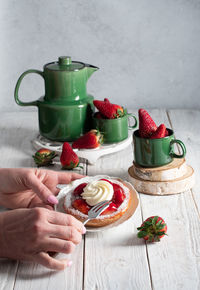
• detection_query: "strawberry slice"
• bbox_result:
[150,124,167,139]
[101,202,117,215]
[72,199,91,215]
[112,184,125,206]
[72,130,103,149]
[139,109,157,138]
[73,183,88,196]
[100,179,113,185]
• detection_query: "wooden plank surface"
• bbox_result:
[138,109,200,290]
[168,109,200,211]
[0,110,199,290]
[85,110,152,290]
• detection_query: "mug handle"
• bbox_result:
[127,113,138,129]
[14,69,44,106]
[169,139,186,158]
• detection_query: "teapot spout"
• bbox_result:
[85,64,99,80]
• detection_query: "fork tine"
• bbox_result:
[95,203,111,216]
[92,200,110,211]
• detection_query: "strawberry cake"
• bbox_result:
[62,175,132,227]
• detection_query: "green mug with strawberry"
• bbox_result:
[133,109,186,167]
[92,98,138,143]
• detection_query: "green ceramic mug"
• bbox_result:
[93,113,137,143]
[133,129,186,167]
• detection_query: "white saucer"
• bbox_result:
[31,133,132,165]
[55,175,139,232]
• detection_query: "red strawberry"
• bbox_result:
[72,130,103,149]
[93,112,105,119]
[137,216,167,242]
[72,199,90,215]
[150,124,167,139]
[101,202,117,215]
[100,179,113,185]
[93,99,124,119]
[112,183,125,206]
[73,183,88,196]
[32,148,57,167]
[60,142,79,169]
[139,109,157,138]
[165,129,169,137]
[104,98,110,103]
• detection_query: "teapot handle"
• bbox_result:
[14,69,44,106]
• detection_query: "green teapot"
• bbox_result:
[14,56,99,141]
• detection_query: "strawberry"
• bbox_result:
[112,183,125,206]
[150,124,167,139]
[32,148,57,167]
[60,142,79,169]
[139,109,157,138]
[73,183,88,196]
[101,202,117,215]
[72,199,90,215]
[93,112,105,119]
[104,98,110,103]
[100,179,113,185]
[93,99,124,119]
[72,130,103,149]
[137,216,167,242]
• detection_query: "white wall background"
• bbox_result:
[0,0,200,112]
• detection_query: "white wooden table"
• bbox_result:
[0,109,199,290]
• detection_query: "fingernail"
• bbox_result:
[67,261,73,267]
[82,226,87,234]
[47,195,58,205]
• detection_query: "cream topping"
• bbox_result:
[60,175,131,220]
[81,180,114,206]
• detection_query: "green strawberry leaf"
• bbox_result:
[137,231,148,238]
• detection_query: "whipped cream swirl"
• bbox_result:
[81,180,113,206]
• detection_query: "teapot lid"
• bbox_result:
[45,56,85,71]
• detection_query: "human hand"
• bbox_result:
[0,168,84,209]
[0,207,86,270]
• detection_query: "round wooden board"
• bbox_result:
[128,164,195,195]
[133,158,187,181]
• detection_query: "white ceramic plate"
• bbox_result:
[32,133,132,165]
[55,175,139,232]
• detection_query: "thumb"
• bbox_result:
[27,174,58,205]
[35,252,72,270]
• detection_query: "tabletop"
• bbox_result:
[0,109,199,290]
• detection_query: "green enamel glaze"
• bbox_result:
[133,129,186,167]
[14,56,98,141]
[93,113,137,143]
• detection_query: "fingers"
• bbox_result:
[45,239,76,254]
[26,173,58,205]
[57,172,85,184]
[47,211,86,234]
[50,225,82,244]
[35,252,72,270]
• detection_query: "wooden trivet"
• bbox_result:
[128,162,195,195]
[133,158,187,182]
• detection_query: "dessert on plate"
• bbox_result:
[62,175,133,227]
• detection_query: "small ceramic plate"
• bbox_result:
[55,175,139,232]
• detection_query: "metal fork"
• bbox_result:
[83,200,111,225]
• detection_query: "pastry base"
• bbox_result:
[64,182,133,227]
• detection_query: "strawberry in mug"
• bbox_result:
[133,109,186,167]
